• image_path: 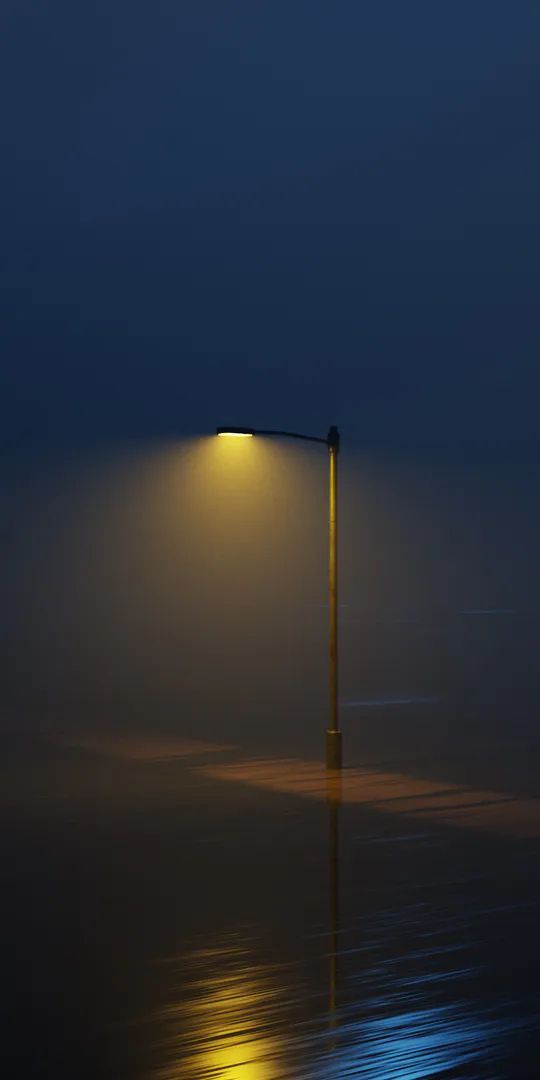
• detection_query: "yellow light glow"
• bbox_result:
[217,432,254,437]
[154,946,288,1080]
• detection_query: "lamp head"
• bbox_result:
[216,427,255,437]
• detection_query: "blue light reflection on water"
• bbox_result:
[149,799,537,1080]
[152,934,524,1080]
[312,1004,516,1080]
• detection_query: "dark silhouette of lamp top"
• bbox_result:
[216,426,339,448]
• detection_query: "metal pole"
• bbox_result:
[326,426,342,769]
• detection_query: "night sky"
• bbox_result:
[3,1,540,456]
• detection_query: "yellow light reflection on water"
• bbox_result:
[154,946,287,1080]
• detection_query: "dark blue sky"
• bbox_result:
[3,1,540,455]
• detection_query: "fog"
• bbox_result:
[3,440,540,755]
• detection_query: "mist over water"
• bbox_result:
[4,440,540,1079]
[4,439,540,756]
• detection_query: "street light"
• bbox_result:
[216,424,342,769]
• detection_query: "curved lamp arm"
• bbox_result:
[216,426,339,449]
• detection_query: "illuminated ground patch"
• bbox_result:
[64,734,232,761]
[198,758,540,838]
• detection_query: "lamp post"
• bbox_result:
[216,424,342,769]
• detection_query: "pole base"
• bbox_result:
[326,729,342,770]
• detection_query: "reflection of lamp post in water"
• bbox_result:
[216,424,342,769]
[327,771,342,1030]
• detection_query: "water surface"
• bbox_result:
[2,729,539,1077]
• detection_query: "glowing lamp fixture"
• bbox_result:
[216,427,255,437]
[215,423,342,769]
